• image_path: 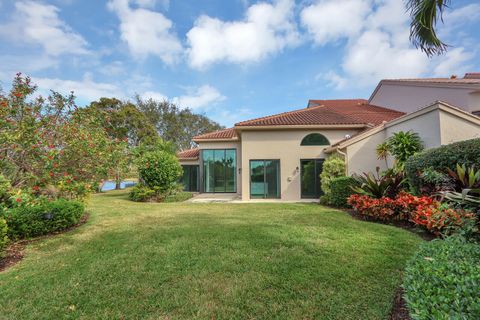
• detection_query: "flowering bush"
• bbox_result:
[412,203,476,236]
[348,192,477,235]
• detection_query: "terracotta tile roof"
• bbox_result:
[177,148,199,159]
[193,128,238,141]
[308,99,367,108]
[381,73,480,85]
[235,100,404,127]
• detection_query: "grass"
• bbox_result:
[0,190,422,319]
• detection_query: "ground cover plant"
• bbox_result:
[403,237,480,319]
[0,190,422,319]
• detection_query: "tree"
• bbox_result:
[376,142,390,169]
[0,74,116,198]
[407,0,450,56]
[87,97,158,146]
[135,97,224,151]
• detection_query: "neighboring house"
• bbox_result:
[177,100,403,201]
[369,73,480,115]
[325,101,480,175]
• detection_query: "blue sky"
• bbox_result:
[0,0,479,126]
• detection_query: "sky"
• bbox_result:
[0,0,479,126]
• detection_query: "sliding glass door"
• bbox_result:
[300,159,324,198]
[202,149,236,193]
[181,165,199,192]
[250,160,280,199]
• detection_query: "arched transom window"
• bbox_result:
[300,133,330,146]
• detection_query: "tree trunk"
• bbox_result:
[115,172,121,190]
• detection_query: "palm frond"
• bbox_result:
[406,0,451,56]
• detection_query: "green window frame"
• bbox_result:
[300,133,330,146]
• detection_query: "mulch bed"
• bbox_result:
[390,287,411,320]
[0,212,89,273]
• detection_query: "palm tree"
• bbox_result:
[406,0,451,56]
[376,142,390,169]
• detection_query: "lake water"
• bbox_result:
[101,181,137,192]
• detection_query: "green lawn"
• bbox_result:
[0,190,422,319]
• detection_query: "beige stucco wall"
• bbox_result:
[344,129,388,175]
[197,141,242,194]
[439,109,480,144]
[467,91,480,114]
[240,129,360,201]
[345,107,480,175]
[370,83,476,113]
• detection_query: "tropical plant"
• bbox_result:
[406,0,450,56]
[386,131,424,170]
[376,142,390,168]
[352,168,405,199]
[447,164,480,190]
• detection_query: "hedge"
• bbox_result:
[405,138,480,194]
[329,176,359,207]
[4,199,85,240]
[403,238,480,320]
[0,218,7,256]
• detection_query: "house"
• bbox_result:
[369,73,480,116]
[178,100,404,201]
[325,101,480,175]
[178,75,480,201]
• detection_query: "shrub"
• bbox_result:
[4,199,84,240]
[412,203,477,236]
[405,138,480,194]
[0,218,7,256]
[136,150,182,193]
[319,155,346,203]
[348,192,436,222]
[329,176,359,207]
[129,184,157,202]
[403,238,480,319]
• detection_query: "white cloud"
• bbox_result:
[300,0,370,45]
[302,0,450,87]
[172,85,226,109]
[317,71,347,90]
[0,1,89,56]
[186,0,300,69]
[107,0,182,64]
[33,73,123,102]
[142,91,168,101]
[99,61,127,76]
[432,47,473,77]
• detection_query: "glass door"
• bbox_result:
[300,159,324,198]
[250,160,280,199]
[202,149,236,193]
[181,165,199,192]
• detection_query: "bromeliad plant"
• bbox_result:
[447,164,480,190]
[351,167,405,199]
